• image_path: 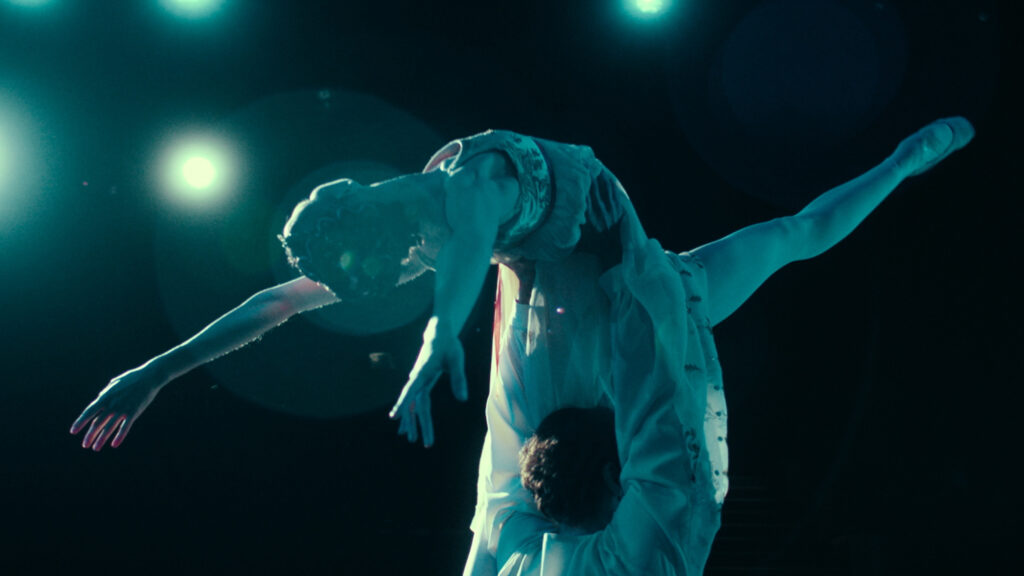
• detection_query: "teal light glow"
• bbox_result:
[159,134,237,209]
[6,0,54,6]
[182,156,217,189]
[0,127,9,196]
[626,0,672,18]
[159,0,225,19]
[0,95,31,220]
[637,0,665,13]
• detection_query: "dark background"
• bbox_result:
[1,1,1020,574]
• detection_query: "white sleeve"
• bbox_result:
[480,303,558,560]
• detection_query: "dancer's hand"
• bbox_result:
[70,364,168,451]
[890,116,975,178]
[390,318,468,447]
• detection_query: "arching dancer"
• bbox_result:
[71,117,974,575]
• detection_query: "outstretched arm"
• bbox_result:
[693,117,974,326]
[390,224,496,447]
[390,160,516,448]
[71,276,338,451]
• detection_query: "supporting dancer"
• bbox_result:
[489,267,719,575]
[70,118,973,575]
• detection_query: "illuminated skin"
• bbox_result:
[70,152,517,450]
[71,117,972,453]
[462,117,975,576]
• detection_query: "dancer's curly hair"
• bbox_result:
[280,179,423,300]
[519,406,620,530]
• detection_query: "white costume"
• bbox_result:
[422,131,729,575]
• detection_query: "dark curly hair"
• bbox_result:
[280,178,424,300]
[519,406,620,530]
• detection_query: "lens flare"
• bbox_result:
[158,133,237,209]
[182,156,217,189]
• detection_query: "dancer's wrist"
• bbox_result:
[144,352,186,387]
[424,316,456,342]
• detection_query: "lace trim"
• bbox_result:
[424,130,553,253]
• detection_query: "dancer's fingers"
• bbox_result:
[111,416,133,448]
[390,376,419,420]
[71,404,101,435]
[81,417,100,447]
[417,394,434,448]
[407,412,418,444]
[389,388,410,420]
[398,407,414,440]
[92,415,122,452]
[83,413,112,448]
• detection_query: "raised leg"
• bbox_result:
[692,117,974,327]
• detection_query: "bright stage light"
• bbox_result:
[626,0,672,18]
[159,134,237,209]
[182,156,216,189]
[159,0,225,19]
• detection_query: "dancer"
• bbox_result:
[487,268,719,575]
[70,118,973,574]
[442,119,974,576]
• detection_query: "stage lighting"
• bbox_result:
[159,134,236,209]
[182,156,216,189]
[626,0,671,18]
[0,91,42,224]
[159,0,224,19]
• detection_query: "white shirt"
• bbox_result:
[468,239,728,576]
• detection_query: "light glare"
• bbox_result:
[626,0,671,18]
[637,0,665,13]
[160,0,224,19]
[160,134,236,209]
[183,156,216,189]
[0,99,27,218]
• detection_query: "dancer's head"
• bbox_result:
[519,406,622,533]
[280,175,431,299]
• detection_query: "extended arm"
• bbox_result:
[391,161,516,447]
[71,276,338,450]
[693,117,974,326]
